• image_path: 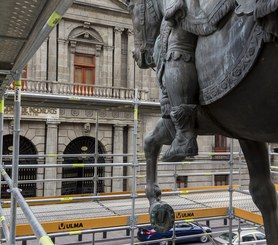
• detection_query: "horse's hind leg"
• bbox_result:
[239,139,278,244]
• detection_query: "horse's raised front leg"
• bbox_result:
[239,139,278,245]
[144,118,175,232]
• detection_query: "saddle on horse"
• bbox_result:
[166,0,278,105]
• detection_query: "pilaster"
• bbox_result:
[57,39,68,82]
[114,27,125,88]
[48,26,57,81]
[112,124,125,192]
[44,119,60,196]
[127,29,135,89]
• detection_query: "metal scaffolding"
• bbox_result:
[0,1,274,244]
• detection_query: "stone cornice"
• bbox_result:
[72,1,128,14]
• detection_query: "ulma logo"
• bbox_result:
[175,212,194,219]
[58,222,84,230]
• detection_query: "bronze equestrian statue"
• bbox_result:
[127,0,278,244]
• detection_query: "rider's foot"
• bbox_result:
[161,104,198,162]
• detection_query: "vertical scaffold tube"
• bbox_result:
[93,111,99,196]
[0,96,10,242]
[9,74,22,245]
[130,89,139,244]
[228,139,234,245]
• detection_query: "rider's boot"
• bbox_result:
[162,104,198,162]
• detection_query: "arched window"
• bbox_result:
[62,136,105,195]
[2,135,37,198]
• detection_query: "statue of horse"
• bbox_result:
[127,0,278,244]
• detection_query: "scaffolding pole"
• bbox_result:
[0,95,9,242]
[9,74,22,245]
[130,88,139,244]
[228,139,234,245]
[93,111,99,196]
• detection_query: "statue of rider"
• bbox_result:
[155,0,199,162]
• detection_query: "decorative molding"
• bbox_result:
[83,123,91,136]
[96,44,102,57]
[46,118,61,125]
[83,21,91,29]
[127,29,134,36]
[57,38,67,44]
[71,109,80,116]
[85,110,94,117]
[112,111,120,118]
[200,24,264,105]
[114,27,125,34]
[70,40,77,53]
[60,108,65,115]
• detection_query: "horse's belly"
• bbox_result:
[205,42,278,142]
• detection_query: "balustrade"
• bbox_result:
[8,79,150,101]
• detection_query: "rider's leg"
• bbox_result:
[162,56,199,162]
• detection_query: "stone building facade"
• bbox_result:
[2,0,253,198]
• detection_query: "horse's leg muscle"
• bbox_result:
[144,119,175,232]
[239,139,278,244]
[144,119,171,205]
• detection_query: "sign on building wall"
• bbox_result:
[5,106,59,119]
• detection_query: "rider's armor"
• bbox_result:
[158,19,199,162]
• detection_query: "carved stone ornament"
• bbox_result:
[83,123,91,136]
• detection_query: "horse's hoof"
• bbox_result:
[150,202,175,232]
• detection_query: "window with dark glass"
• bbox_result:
[242,234,256,242]
[214,174,229,186]
[176,176,188,188]
[214,135,227,151]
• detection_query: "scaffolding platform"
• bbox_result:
[1,187,263,236]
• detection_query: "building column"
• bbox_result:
[112,124,124,192]
[48,26,57,81]
[95,44,102,85]
[44,119,60,196]
[57,39,68,82]
[69,40,77,83]
[114,27,124,88]
[34,40,47,80]
[127,29,135,89]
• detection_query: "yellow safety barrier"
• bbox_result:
[234,208,263,225]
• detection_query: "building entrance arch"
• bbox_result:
[2,135,37,198]
[62,136,105,195]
